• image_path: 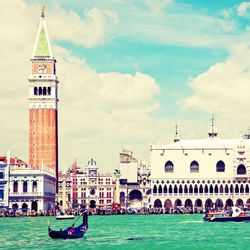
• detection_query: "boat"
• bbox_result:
[56,214,74,220]
[203,206,250,222]
[48,211,88,239]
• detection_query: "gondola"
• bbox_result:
[48,211,88,239]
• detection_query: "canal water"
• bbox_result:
[0,214,249,249]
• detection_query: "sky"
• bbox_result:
[1,0,250,172]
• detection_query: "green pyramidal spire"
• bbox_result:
[35,26,50,57]
[32,7,53,58]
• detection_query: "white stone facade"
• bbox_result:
[150,136,250,211]
[9,164,56,212]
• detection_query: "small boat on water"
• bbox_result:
[56,214,74,220]
[203,206,250,222]
[49,211,88,239]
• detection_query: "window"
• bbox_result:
[190,161,199,173]
[0,172,4,179]
[216,161,225,172]
[0,190,3,201]
[165,161,174,172]
[13,181,18,193]
[23,181,28,193]
[237,164,246,175]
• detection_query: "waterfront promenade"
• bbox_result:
[1,214,250,250]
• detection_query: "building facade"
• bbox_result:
[150,128,250,211]
[58,159,114,210]
[0,154,10,209]
[118,150,151,209]
[9,161,56,212]
[28,7,59,184]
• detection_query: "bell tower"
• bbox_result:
[28,6,59,182]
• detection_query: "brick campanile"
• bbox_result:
[28,7,59,186]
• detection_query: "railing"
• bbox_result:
[9,192,43,196]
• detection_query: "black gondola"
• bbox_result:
[48,211,88,239]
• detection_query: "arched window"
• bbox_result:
[163,185,167,194]
[184,185,188,194]
[216,161,225,172]
[194,185,198,194]
[230,184,234,194]
[225,185,229,194]
[189,185,193,194]
[13,181,18,193]
[153,185,157,194]
[48,87,51,95]
[179,185,183,194]
[43,87,46,95]
[209,185,213,194]
[39,87,42,95]
[190,160,199,172]
[158,185,162,194]
[235,184,239,194]
[174,185,178,194]
[165,161,174,172]
[214,185,218,194]
[199,185,203,194]
[32,181,37,192]
[240,184,244,194]
[23,181,27,193]
[169,185,173,194]
[219,185,223,194]
[34,87,37,95]
[237,164,246,175]
[246,185,249,194]
[204,185,208,194]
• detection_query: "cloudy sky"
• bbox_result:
[1,0,250,172]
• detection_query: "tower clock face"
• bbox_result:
[38,64,47,73]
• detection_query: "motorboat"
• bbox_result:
[203,206,250,222]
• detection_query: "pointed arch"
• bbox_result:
[39,87,42,95]
[179,185,183,194]
[225,199,233,207]
[209,185,213,194]
[216,160,225,172]
[158,185,162,194]
[237,164,246,175]
[219,184,223,194]
[246,184,249,194]
[174,185,178,194]
[190,160,199,172]
[240,184,244,194]
[205,199,213,209]
[214,185,218,194]
[199,185,203,194]
[204,185,208,194]
[189,185,193,194]
[169,185,173,194]
[174,199,182,208]
[195,199,202,208]
[225,184,229,194]
[153,185,157,194]
[163,185,167,194]
[154,199,162,208]
[43,86,46,95]
[184,199,193,208]
[236,198,243,207]
[235,184,239,194]
[194,184,198,194]
[34,87,38,95]
[184,185,188,194]
[215,199,223,208]
[165,161,174,172]
[230,184,234,194]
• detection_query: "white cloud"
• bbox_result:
[47,6,118,47]
[237,2,250,17]
[0,0,161,171]
[183,43,250,135]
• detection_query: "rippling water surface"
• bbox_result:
[0,214,249,249]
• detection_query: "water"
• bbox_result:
[0,214,249,250]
